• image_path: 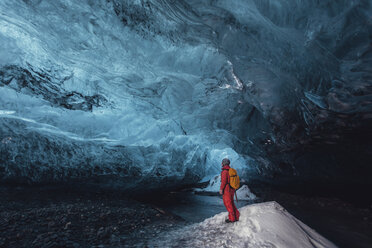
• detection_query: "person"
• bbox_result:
[219,158,240,223]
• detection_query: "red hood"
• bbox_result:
[222,165,230,170]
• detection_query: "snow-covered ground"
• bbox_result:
[151,201,337,248]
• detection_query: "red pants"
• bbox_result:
[223,189,240,221]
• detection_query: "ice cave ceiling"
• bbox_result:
[0,0,371,189]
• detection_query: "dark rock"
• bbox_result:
[50,234,58,240]
[97,227,106,239]
[64,222,72,229]
[48,221,55,228]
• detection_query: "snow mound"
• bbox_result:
[236,185,256,200]
[195,174,221,193]
[195,175,256,200]
[152,201,337,248]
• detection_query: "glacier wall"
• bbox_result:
[0,0,371,188]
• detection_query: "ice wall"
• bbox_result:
[0,0,371,188]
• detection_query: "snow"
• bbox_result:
[195,174,256,200]
[195,174,221,193]
[152,201,337,248]
[236,185,256,201]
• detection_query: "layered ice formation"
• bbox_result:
[0,0,371,188]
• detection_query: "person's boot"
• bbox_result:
[225,219,233,223]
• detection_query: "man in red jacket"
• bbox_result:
[219,158,240,223]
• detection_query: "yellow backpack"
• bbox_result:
[229,168,240,190]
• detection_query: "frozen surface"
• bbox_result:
[0,0,371,187]
[151,201,337,248]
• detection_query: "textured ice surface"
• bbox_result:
[0,0,371,187]
[195,174,222,193]
[151,201,337,248]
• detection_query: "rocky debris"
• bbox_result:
[0,186,183,247]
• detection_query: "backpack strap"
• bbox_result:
[222,168,232,191]
[223,182,230,192]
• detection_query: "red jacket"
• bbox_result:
[220,164,232,193]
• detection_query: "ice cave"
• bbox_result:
[0,0,371,247]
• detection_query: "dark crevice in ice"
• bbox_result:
[0,65,107,111]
